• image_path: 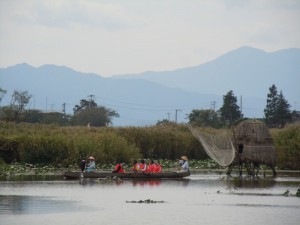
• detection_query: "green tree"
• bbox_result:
[187,109,222,128]
[264,84,292,127]
[219,90,241,125]
[276,90,292,127]
[22,110,71,125]
[264,84,278,126]
[71,107,119,127]
[73,99,97,114]
[1,90,32,122]
[156,119,175,126]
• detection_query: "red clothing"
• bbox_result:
[153,164,162,173]
[113,164,125,173]
[146,163,155,173]
[139,163,147,172]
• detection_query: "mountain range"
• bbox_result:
[0,46,299,126]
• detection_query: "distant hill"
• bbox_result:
[0,63,220,126]
[113,46,300,106]
[1,46,299,126]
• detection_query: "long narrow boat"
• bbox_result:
[64,171,190,179]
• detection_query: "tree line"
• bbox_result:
[187,84,294,128]
[0,84,295,128]
[0,88,119,126]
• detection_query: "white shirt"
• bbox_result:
[87,160,95,169]
[181,161,189,171]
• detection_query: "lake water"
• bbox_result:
[0,171,300,225]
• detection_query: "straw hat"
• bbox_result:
[181,156,188,161]
[88,156,95,160]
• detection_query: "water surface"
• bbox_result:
[0,172,299,225]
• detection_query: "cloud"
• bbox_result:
[1,0,143,31]
[0,0,299,76]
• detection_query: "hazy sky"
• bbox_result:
[1,0,299,77]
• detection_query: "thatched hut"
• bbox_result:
[231,119,277,176]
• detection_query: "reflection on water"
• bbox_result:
[78,177,191,187]
[0,195,82,214]
[0,172,300,225]
[229,177,277,189]
[0,174,63,182]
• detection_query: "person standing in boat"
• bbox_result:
[139,159,147,173]
[85,156,96,172]
[112,162,126,173]
[179,156,189,172]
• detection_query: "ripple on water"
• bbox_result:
[0,195,88,214]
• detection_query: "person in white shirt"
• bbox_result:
[179,156,189,172]
[85,156,96,172]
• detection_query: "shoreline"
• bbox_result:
[1,166,300,180]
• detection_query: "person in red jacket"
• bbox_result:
[112,162,126,173]
[146,160,155,173]
[153,161,162,173]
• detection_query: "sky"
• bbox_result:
[0,0,300,77]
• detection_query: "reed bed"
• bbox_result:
[1,122,299,170]
[0,122,205,166]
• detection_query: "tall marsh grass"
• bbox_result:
[0,122,205,166]
[271,124,300,169]
[1,122,299,169]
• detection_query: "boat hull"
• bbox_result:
[64,171,190,179]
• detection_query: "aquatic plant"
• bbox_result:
[126,199,165,203]
[296,189,300,197]
[283,190,290,197]
[1,122,299,170]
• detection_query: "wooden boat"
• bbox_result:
[64,171,190,179]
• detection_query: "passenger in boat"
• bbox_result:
[139,159,147,172]
[85,156,96,172]
[153,161,162,173]
[132,160,139,172]
[179,156,189,172]
[79,159,86,172]
[112,162,126,173]
[146,160,155,173]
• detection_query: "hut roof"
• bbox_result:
[234,120,277,164]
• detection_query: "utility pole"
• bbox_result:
[175,109,182,123]
[211,101,216,111]
[88,94,95,108]
[62,103,66,116]
[240,95,243,118]
[46,96,48,112]
[167,112,171,121]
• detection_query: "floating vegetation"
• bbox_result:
[0,163,63,177]
[297,189,300,197]
[126,199,165,204]
[283,190,290,197]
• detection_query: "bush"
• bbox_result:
[272,125,300,170]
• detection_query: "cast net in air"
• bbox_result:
[188,125,236,167]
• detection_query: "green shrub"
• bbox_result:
[272,125,300,170]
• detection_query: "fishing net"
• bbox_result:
[188,125,236,167]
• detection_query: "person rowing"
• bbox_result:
[179,156,189,172]
[85,156,96,172]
